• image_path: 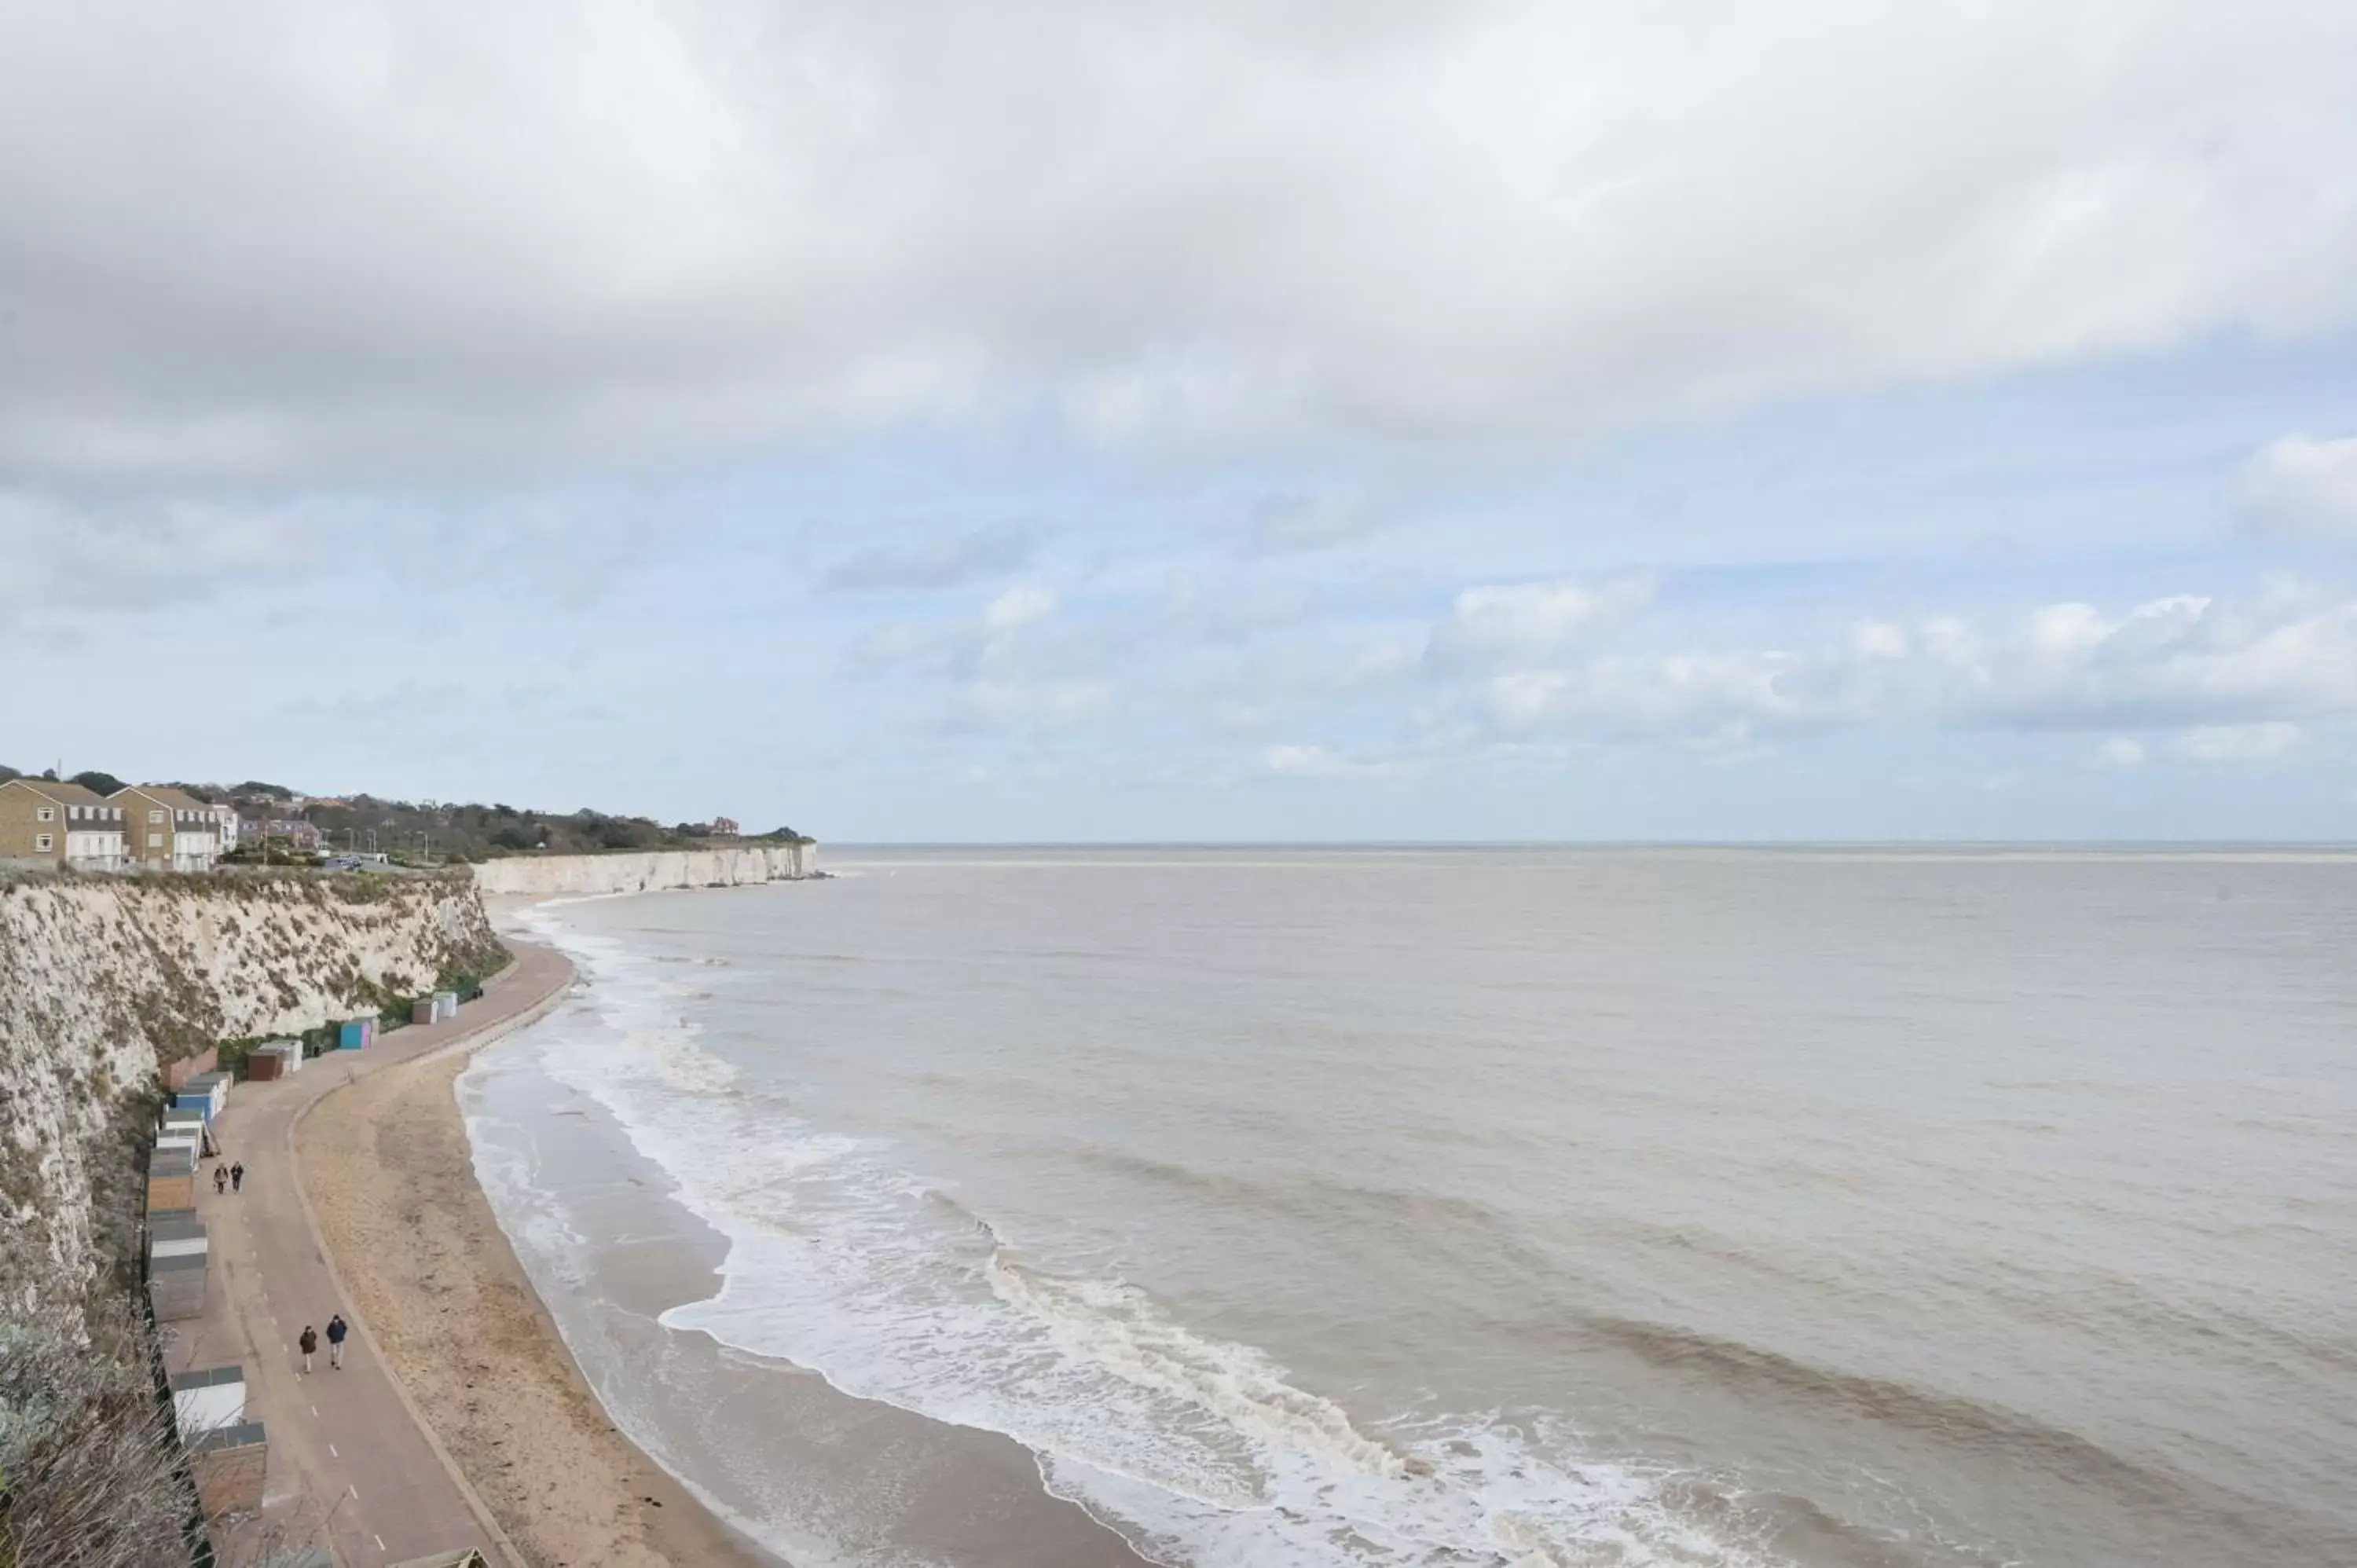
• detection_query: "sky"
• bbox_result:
[4,1,2356,842]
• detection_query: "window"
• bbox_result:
[148,833,163,849]
[148,809,164,824]
[36,806,53,822]
[35,833,53,852]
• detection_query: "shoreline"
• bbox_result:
[296,936,782,1568]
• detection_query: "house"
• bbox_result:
[0,778,129,871]
[257,817,323,853]
[110,786,227,871]
[711,815,741,837]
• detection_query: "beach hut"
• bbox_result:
[168,1365,245,1438]
[434,990,459,1022]
[147,1218,209,1321]
[245,1040,299,1082]
[163,1109,216,1158]
[336,1015,377,1050]
[186,1418,269,1517]
[146,1144,196,1211]
[174,1072,229,1122]
[148,1215,207,1258]
[411,997,437,1025]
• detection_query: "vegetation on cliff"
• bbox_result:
[298,796,812,861]
[0,1291,193,1568]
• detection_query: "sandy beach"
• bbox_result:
[298,965,778,1568]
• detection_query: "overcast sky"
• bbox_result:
[5,1,2355,841]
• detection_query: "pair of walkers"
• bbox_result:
[211,1160,245,1196]
[298,1313,348,1374]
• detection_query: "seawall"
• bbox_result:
[470,842,817,898]
[0,870,506,1314]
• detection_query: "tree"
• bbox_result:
[66,771,125,798]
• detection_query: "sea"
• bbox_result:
[460,847,2357,1568]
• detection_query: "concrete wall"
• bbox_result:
[471,841,817,897]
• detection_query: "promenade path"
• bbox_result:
[167,939,573,1568]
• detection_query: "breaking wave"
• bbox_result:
[497,911,1794,1568]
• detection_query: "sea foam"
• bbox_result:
[499,907,1776,1568]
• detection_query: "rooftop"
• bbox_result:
[2,777,112,808]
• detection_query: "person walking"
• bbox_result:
[325,1313,348,1370]
[214,1165,228,1196]
[230,1161,244,1192]
[298,1324,317,1375]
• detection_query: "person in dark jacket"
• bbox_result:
[325,1313,348,1369]
[230,1161,245,1192]
[298,1324,317,1374]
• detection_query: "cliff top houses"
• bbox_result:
[113,784,229,873]
[0,777,234,874]
[0,777,129,872]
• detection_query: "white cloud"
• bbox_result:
[982,583,1060,632]
[3,2,2355,482]
[1262,743,1417,782]
[1853,621,1910,659]
[2238,435,2357,540]
[956,678,1113,730]
[1429,576,1656,668]
[1440,586,2357,746]
[2171,721,2303,763]
[2095,736,2148,767]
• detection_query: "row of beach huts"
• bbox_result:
[140,1002,473,1562]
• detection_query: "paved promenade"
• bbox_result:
[167,940,573,1568]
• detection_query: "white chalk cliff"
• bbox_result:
[0,872,504,1313]
[470,842,818,897]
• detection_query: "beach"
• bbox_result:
[297,946,778,1568]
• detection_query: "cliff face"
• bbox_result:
[0,872,505,1313]
[470,843,816,897]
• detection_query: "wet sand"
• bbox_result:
[300,1025,779,1568]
